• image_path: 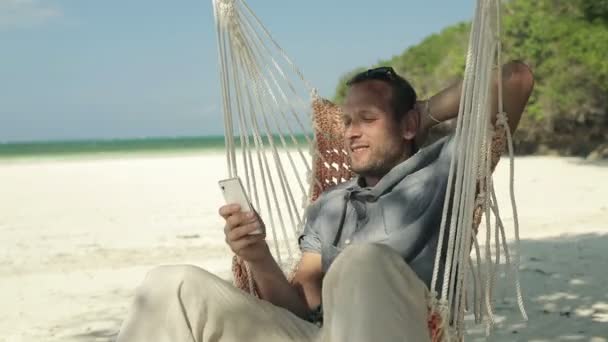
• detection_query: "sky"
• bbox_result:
[0,0,475,142]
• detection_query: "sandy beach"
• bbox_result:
[1,152,607,341]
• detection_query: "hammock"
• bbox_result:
[212,0,526,339]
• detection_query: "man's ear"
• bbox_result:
[401,109,419,141]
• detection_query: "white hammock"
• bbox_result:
[212,0,527,339]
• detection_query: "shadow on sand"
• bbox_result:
[65,233,608,341]
[469,233,608,341]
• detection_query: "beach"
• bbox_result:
[1,151,607,341]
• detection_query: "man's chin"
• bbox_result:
[351,163,371,175]
[351,154,369,166]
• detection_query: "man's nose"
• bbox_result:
[345,122,361,139]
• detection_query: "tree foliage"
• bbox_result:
[334,0,608,156]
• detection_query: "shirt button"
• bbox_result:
[345,239,351,245]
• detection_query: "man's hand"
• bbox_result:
[219,204,319,319]
[219,204,269,263]
[220,204,321,319]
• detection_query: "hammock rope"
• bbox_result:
[212,0,526,339]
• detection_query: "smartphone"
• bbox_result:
[218,177,263,235]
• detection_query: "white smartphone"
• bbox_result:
[218,177,263,235]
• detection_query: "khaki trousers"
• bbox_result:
[116,243,431,342]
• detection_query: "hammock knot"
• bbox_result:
[427,290,439,308]
[476,192,487,206]
[215,0,236,19]
[436,298,450,316]
[496,111,509,127]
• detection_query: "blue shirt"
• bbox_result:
[298,134,455,289]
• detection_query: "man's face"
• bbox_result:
[341,80,409,178]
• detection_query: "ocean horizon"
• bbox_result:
[0,134,313,159]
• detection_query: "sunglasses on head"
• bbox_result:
[347,66,398,85]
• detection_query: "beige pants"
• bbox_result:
[116,243,431,342]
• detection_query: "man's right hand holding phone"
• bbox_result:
[219,204,269,263]
[219,203,318,319]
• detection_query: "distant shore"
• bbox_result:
[0,134,313,160]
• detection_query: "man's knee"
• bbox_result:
[134,265,217,308]
[324,243,401,284]
[333,243,400,271]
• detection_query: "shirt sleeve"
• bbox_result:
[437,126,504,170]
[435,133,457,176]
[298,201,322,254]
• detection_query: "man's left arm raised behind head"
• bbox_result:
[415,60,535,142]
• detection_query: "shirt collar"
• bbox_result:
[347,136,449,201]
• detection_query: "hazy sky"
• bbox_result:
[0,0,474,142]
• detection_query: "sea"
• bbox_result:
[0,134,312,160]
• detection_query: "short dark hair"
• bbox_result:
[346,66,417,121]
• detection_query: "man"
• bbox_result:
[116,61,534,342]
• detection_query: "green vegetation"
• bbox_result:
[335,0,608,157]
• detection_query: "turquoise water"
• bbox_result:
[0,135,312,159]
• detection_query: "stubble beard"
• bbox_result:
[350,144,407,180]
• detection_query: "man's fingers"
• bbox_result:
[232,234,265,254]
[227,221,263,241]
[225,214,241,229]
[225,212,256,230]
[218,204,241,218]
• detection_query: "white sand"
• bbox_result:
[1,153,606,341]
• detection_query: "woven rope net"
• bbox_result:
[212,0,527,339]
